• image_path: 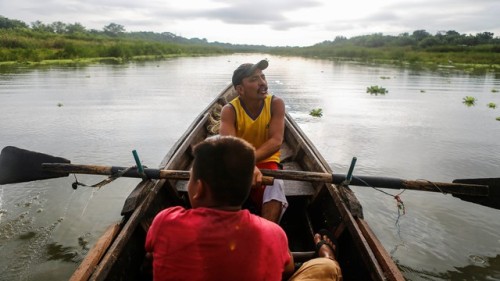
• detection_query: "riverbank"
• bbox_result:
[1,25,499,73]
[0,54,216,67]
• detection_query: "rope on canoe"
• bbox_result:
[352,175,406,223]
[71,166,138,189]
[207,103,223,135]
[415,179,445,194]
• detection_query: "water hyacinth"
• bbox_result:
[309,108,323,117]
[366,85,388,95]
[462,96,477,107]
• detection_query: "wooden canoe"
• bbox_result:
[71,84,405,281]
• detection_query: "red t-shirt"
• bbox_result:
[145,206,290,281]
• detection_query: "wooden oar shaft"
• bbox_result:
[43,163,191,180]
[261,169,489,197]
[42,163,275,185]
[40,164,489,196]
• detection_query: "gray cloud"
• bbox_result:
[322,0,500,38]
[144,0,321,31]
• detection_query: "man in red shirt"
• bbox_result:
[145,136,292,281]
[145,136,341,281]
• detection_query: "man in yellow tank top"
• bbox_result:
[220,59,288,223]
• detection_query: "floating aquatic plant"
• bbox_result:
[57,103,63,107]
[366,85,388,95]
[488,102,497,109]
[492,88,498,93]
[309,108,323,117]
[462,96,477,107]
[496,117,500,121]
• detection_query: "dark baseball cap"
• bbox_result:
[232,59,269,86]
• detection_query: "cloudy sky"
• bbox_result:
[1,0,499,46]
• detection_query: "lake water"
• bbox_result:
[0,54,499,280]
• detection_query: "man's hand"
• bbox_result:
[251,166,263,188]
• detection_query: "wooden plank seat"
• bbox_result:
[174,161,315,197]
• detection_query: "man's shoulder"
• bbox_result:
[155,206,187,220]
[270,94,285,107]
[270,94,284,104]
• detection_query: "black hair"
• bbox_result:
[191,136,255,206]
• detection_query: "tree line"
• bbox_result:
[1,15,499,67]
[320,30,499,48]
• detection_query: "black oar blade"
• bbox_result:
[452,178,500,210]
[0,146,70,185]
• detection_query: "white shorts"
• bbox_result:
[263,179,288,218]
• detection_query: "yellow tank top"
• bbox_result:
[229,95,280,164]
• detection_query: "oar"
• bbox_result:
[452,178,500,209]
[259,169,500,210]
[260,169,489,196]
[0,146,71,185]
[0,146,274,185]
[1,146,498,210]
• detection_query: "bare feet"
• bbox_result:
[314,232,336,260]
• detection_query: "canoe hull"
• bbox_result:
[72,85,404,281]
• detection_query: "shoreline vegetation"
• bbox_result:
[1,16,500,72]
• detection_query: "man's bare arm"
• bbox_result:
[219,104,236,136]
[255,97,285,163]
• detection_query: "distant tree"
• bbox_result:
[0,16,28,29]
[462,34,479,46]
[446,30,460,36]
[475,32,494,43]
[440,30,462,44]
[412,30,431,41]
[395,32,415,46]
[419,36,440,48]
[103,23,125,36]
[66,22,86,34]
[334,36,347,43]
[50,21,67,34]
[31,20,53,32]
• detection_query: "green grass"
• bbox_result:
[0,29,230,64]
